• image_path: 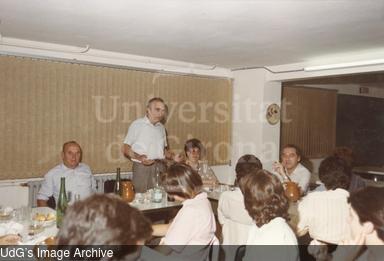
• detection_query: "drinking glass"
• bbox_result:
[74,194,81,202]
[14,206,31,223]
[67,191,73,202]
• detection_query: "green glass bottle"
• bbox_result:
[114,167,121,196]
[56,177,68,228]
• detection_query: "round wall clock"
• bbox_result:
[266,103,280,125]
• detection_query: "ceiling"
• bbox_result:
[1,0,384,70]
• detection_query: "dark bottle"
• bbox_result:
[114,167,122,196]
[56,177,68,228]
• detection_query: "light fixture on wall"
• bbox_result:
[304,58,384,71]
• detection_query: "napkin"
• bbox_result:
[0,221,23,236]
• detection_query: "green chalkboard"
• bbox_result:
[336,94,384,166]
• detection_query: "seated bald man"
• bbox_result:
[37,141,95,207]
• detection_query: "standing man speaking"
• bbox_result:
[123,97,172,193]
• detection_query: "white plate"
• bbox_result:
[0,207,14,221]
[32,207,56,227]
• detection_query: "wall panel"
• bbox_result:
[281,86,337,158]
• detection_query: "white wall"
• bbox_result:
[0,185,29,208]
[231,63,384,180]
[230,69,282,180]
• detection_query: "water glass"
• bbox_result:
[133,193,144,204]
[14,206,31,223]
[67,191,73,202]
[74,194,81,202]
[219,184,229,192]
[144,189,153,203]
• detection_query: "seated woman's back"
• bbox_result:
[239,169,299,261]
[218,154,262,245]
[160,163,218,260]
[164,192,216,245]
[297,156,352,244]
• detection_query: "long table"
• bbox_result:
[130,190,222,223]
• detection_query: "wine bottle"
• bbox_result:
[114,167,121,196]
[56,177,68,228]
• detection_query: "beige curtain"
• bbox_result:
[281,86,337,158]
[0,55,232,180]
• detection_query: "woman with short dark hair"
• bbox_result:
[183,138,206,170]
[239,169,298,260]
[182,138,218,190]
[162,162,204,199]
[332,187,384,261]
[152,163,217,259]
[297,156,351,244]
[348,187,384,243]
[218,154,263,245]
[234,154,263,186]
[240,169,290,228]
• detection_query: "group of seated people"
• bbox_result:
[36,138,218,208]
[3,139,383,261]
[218,145,384,260]
[57,162,218,260]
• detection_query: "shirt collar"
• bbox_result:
[144,116,161,126]
[60,163,80,171]
[333,188,350,196]
[182,192,207,206]
[257,217,285,229]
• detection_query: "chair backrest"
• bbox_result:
[234,245,246,261]
[207,236,220,261]
[47,196,56,209]
[208,245,219,261]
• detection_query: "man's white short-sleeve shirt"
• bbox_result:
[37,163,94,203]
[124,116,167,160]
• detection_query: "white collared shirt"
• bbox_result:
[274,163,311,193]
[297,188,350,244]
[124,116,167,160]
[164,192,216,246]
[244,217,299,261]
[246,217,298,245]
[37,163,95,204]
[218,188,253,244]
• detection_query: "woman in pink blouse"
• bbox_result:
[152,163,218,260]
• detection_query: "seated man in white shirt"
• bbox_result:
[273,144,311,195]
[37,141,95,207]
[296,156,351,244]
[218,154,262,245]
